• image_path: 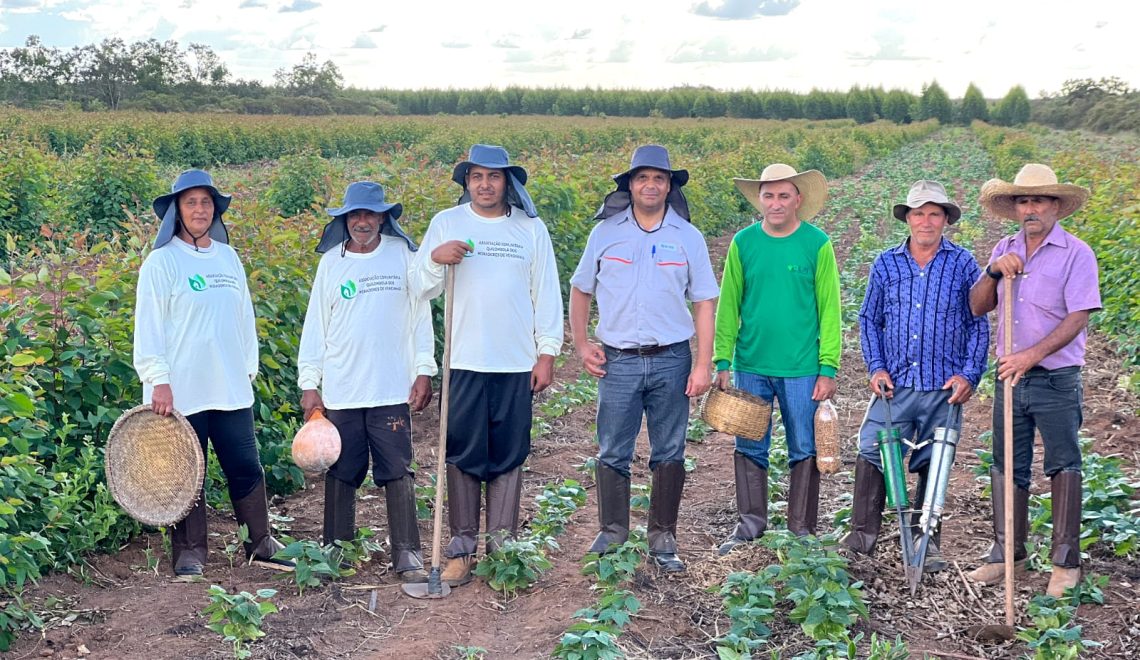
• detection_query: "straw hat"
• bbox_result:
[733,163,828,221]
[978,163,1089,220]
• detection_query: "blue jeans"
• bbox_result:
[857,387,952,473]
[734,371,818,470]
[596,342,692,476]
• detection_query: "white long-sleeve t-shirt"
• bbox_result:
[297,238,437,408]
[133,239,258,416]
[409,203,564,373]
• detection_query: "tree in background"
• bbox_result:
[958,83,989,124]
[918,81,953,124]
[845,87,875,124]
[272,53,343,100]
[881,89,913,124]
[992,85,1031,126]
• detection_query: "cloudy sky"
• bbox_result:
[1,0,1136,97]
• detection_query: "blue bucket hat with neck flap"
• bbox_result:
[316,181,416,254]
[595,144,690,221]
[451,144,537,218]
[152,169,232,249]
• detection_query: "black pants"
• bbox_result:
[325,404,414,487]
[185,407,264,501]
[446,370,532,481]
[992,366,1083,490]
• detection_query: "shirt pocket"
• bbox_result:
[652,246,689,292]
[598,244,636,292]
[1019,272,1066,316]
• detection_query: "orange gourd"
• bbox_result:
[291,409,342,473]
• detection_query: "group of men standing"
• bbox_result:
[296,142,1099,598]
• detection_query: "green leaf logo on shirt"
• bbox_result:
[464,238,475,257]
[340,279,358,299]
[188,274,207,291]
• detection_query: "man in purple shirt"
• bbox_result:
[843,181,988,570]
[967,164,1098,598]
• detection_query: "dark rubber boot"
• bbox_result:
[718,453,769,556]
[171,493,208,580]
[648,462,686,573]
[841,456,886,555]
[587,463,631,555]
[787,458,821,537]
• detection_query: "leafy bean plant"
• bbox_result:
[1015,594,1102,660]
[202,585,278,659]
[273,538,353,596]
[556,530,648,660]
[714,568,779,658]
[474,479,584,597]
[794,632,910,660]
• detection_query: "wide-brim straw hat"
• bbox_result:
[979,163,1089,220]
[733,163,828,222]
[893,180,962,224]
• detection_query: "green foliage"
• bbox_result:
[0,140,56,261]
[452,645,488,660]
[581,530,647,587]
[263,151,337,217]
[552,621,624,660]
[573,589,641,629]
[715,569,779,656]
[202,585,278,659]
[881,89,913,124]
[629,483,650,512]
[1015,594,1101,659]
[918,80,953,124]
[992,85,1032,126]
[272,538,353,596]
[686,417,711,443]
[762,532,868,641]
[530,480,587,539]
[472,537,555,598]
[63,144,161,241]
[958,83,990,124]
[414,472,437,520]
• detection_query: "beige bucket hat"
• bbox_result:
[893,180,962,224]
[979,163,1089,220]
[733,163,828,221]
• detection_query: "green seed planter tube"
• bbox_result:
[877,428,909,509]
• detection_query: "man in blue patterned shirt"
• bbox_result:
[842,180,989,569]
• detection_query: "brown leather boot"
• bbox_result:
[648,462,686,573]
[588,463,631,555]
[442,464,481,586]
[841,456,885,555]
[385,475,427,583]
[232,478,294,572]
[968,467,1029,584]
[485,467,523,554]
[718,453,769,556]
[322,476,356,546]
[911,468,946,572]
[787,458,821,537]
[1046,470,1082,597]
[171,492,208,580]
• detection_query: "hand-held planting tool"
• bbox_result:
[907,395,962,595]
[1001,276,1016,628]
[875,382,914,572]
[403,266,456,599]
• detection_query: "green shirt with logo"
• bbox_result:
[714,221,841,378]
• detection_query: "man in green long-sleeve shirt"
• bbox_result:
[714,163,841,554]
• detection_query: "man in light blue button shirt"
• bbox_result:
[569,145,718,573]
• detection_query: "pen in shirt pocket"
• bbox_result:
[651,244,657,262]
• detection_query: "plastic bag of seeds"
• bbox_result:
[815,400,840,475]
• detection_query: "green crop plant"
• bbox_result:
[581,529,647,587]
[272,538,353,596]
[1016,594,1101,659]
[472,537,554,598]
[202,586,278,659]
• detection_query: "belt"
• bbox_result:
[604,342,682,357]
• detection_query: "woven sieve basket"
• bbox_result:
[700,387,773,439]
[105,404,205,527]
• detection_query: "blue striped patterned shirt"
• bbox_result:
[859,237,989,389]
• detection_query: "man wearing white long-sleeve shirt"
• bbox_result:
[298,181,436,583]
[409,145,564,587]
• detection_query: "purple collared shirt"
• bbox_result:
[990,221,1101,369]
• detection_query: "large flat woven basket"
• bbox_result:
[700,387,773,439]
[105,404,205,527]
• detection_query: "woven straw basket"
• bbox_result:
[700,387,773,439]
[105,404,205,527]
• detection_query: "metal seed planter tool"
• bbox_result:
[907,396,962,595]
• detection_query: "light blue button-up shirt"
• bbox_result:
[570,206,718,348]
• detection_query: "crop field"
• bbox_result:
[1,112,1138,659]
